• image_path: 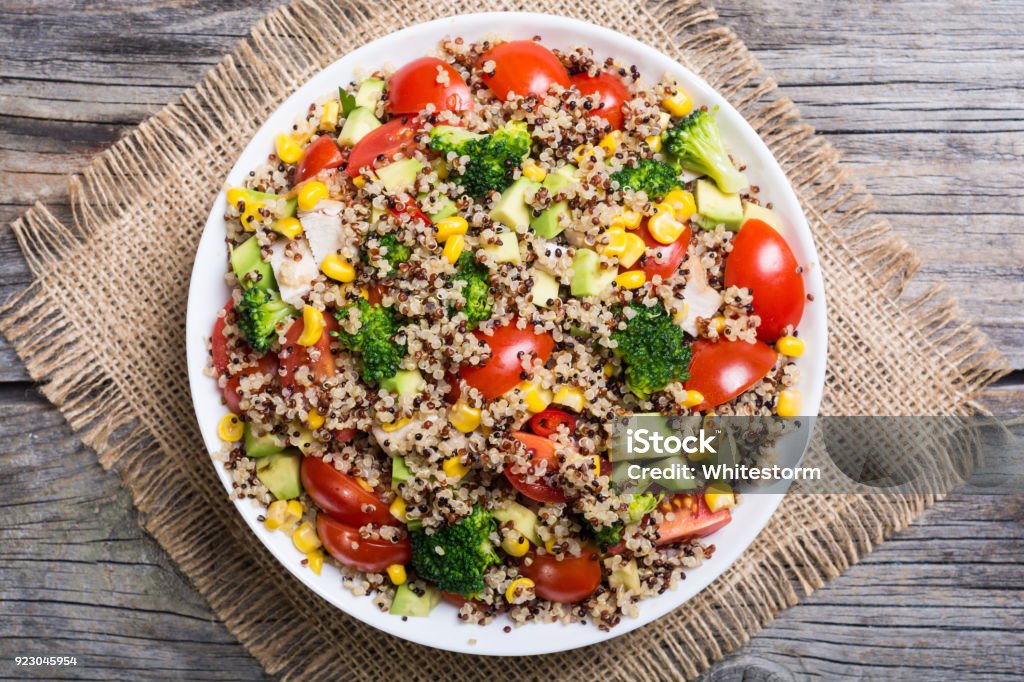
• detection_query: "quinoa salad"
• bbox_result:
[206,36,808,629]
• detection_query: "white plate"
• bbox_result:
[186,12,827,656]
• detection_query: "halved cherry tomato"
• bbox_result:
[331,428,357,443]
[279,314,338,391]
[528,408,577,438]
[365,284,387,306]
[294,135,345,183]
[222,354,278,414]
[300,455,395,527]
[440,591,482,609]
[684,338,777,411]
[345,117,418,177]
[388,57,473,114]
[211,300,234,376]
[635,219,691,282]
[460,320,554,400]
[519,549,602,603]
[389,200,432,226]
[316,514,411,572]
[478,40,570,100]
[655,493,732,545]
[723,218,805,342]
[570,72,630,130]
[506,432,566,503]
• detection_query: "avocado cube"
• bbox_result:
[244,423,286,458]
[338,106,381,147]
[493,501,542,544]
[694,178,743,231]
[355,78,386,111]
[530,203,568,238]
[374,158,423,193]
[570,248,617,297]
[391,456,412,490]
[256,450,303,500]
[741,201,783,231]
[417,192,458,222]
[529,269,560,308]
[491,177,540,229]
[230,236,276,291]
[389,583,441,617]
[380,368,425,397]
[483,231,520,264]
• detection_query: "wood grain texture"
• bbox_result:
[0,0,1021,679]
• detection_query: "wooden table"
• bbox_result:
[1,1,1021,678]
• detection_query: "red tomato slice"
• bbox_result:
[279,314,337,391]
[294,135,345,183]
[388,57,473,114]
[655,494,732,545]
[684,339,777,411]
[506,432,567,504]
[222,354,278,414]
[390,200,432,226]
[345,117,418,178]
[478,41,570,100]
[519,549,602,603]
[528,408,577,438]
[300,456,396,527]
[460,320,554,400]
[570,72,630,130]
[211,300,234,376]
[440,591,483,609]
[316,514,411,572]
[723,218,805,342]
[331,428,357,443]
[635,219,691,282]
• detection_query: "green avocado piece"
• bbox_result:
[529,269,560,308]
[230,235,276,290]
[243,188,297,218]
[391,456,412,489]
[375,158,423,193]
[694,178,743,230]
[256,450,303,500]
[417,192,458,222]
[355,78,386,111]
[493,500,541,545]
[609,558,641,591]
[389,583,441,617]
[741,201,783,231]
[482,231,520,264]
[491,177,540,229]
[570,248,616,297]
[244,423,286,458]
[544,164,577,192]
[529,165,576,238]
[380,368,425,397]
[338,106,381,146]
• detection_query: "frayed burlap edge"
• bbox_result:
[0,0,1011,679]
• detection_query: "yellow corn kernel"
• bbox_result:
[505,577,535,603]
[433,158,449,180]
[449,402,482,433]
[662,90,694,117]
[658,111,672,131]
[218,413,244,442]
[776,335,805,358]
[601,227,627,258]
[286,499,303,522]
[355,477,374,492]
[645,135,663,152]
[319,100,340,131]
[306,549,324,575]
[672,301,691,325]
[552,386,585,412]
[240,199,266,232]
[320,253,356,283]
[614,270,646,290]
[517,381,553,413]
[226,187,247,208]
[776,389,801,418]
[442,233,465,264]
[598,132,620,155]
[297,180,328,211]
[619,232,647,268]
[273,216,303,239]
[297,305,325,346]
[435,216,469,242]
[275,133,304,164]
[682,390,705,409]
[379,417,410,433]
[501,533,530,557]
[387,564,407,586]
[442,455,470,480]
[544,538,557,553]
[611,209,643,230]
[292,521,322,553]
[389,497,407,522]
[352,175,367,189]
[663,189,697,222]
[704,482,737,512]
[647,207,686,245]
[522,163,547,183]
[573,144,594,164]
[264,500,288,531]
[710,316,726,333]
[593,455,601,477]
[306,407,326,430]
[603,363,615,378]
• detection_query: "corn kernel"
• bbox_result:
[297,305,325,346]
[662,90,694,117]
[264,500,288,531]
[544,538,556,553]
[379,417,410,433]
[306,549,324,575]
[647,207,686,244]
[776,389,801,418]
[573,144,594,164]
[387,564,407,585]
[593,456,601,477]
[389,497,407,522]
[615,270,646,290]
[355,477,374,492]
[240,199,266,232]
[292,521,322,553]
[275,133,304,164]
[522,163,547,182]
[320,253,355,283]
[710,316,726,333]
[658,111,672,131]
[273,216,303,239]
[306,407,325,430]
[297,180,328,211]
[286,499,303,521]
[442,233,465,264]
[776,335,805,357]
[682,390,705,409]
[705,482,737,512]
[501,533,530,557]
[517,381,553,413]
[619,232,647,268]
[505,577,535,603]
[610,210,643,230]
[645,135,663,152]
[217,413,244,442]
[552,386,585,412]
[319,100,340,131]
[352,175,367,189]
[442,455,470,480]
[603,363,615,378]
[449,402,482,433]
[435,216,469,242]
[601,227,627,258]
[598,132,620,155]
[663,189,697,222]
[226,188,248,209]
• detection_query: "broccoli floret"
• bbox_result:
[663,108,748,195]
[449,251,493,329]
[411,506,500,596]
[236,287,297,353]
[627,493,663,523]
[362,232,411,273]
[611,301,692,399]
[583,520,623,549]
[333,298,404,385]
[610,158,682,199]
[429,122,532,198]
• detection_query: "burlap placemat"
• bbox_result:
[1,0,1010,678]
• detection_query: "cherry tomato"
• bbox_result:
[365,284,387,306]
[440,591,482,609]
[570,72,630,130]
[684,339,777,411]
[222,354,278,414]
[388,57,473,114]
[459,320,554,400]
[478,41,570,100]
[655,493,732,545]
[346,117,418,177]
[519,549,602,603]
[635,219,691,282]
[316,514,411,572]
[389,200,432,226]
[211,300,234,376]
[294,135,345,183]
[506,432,566,503]
[331,428,357,443]
[723,219,805,342]
[300,456,395,527]
[528,408,577,438]
[279,314,337,391]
